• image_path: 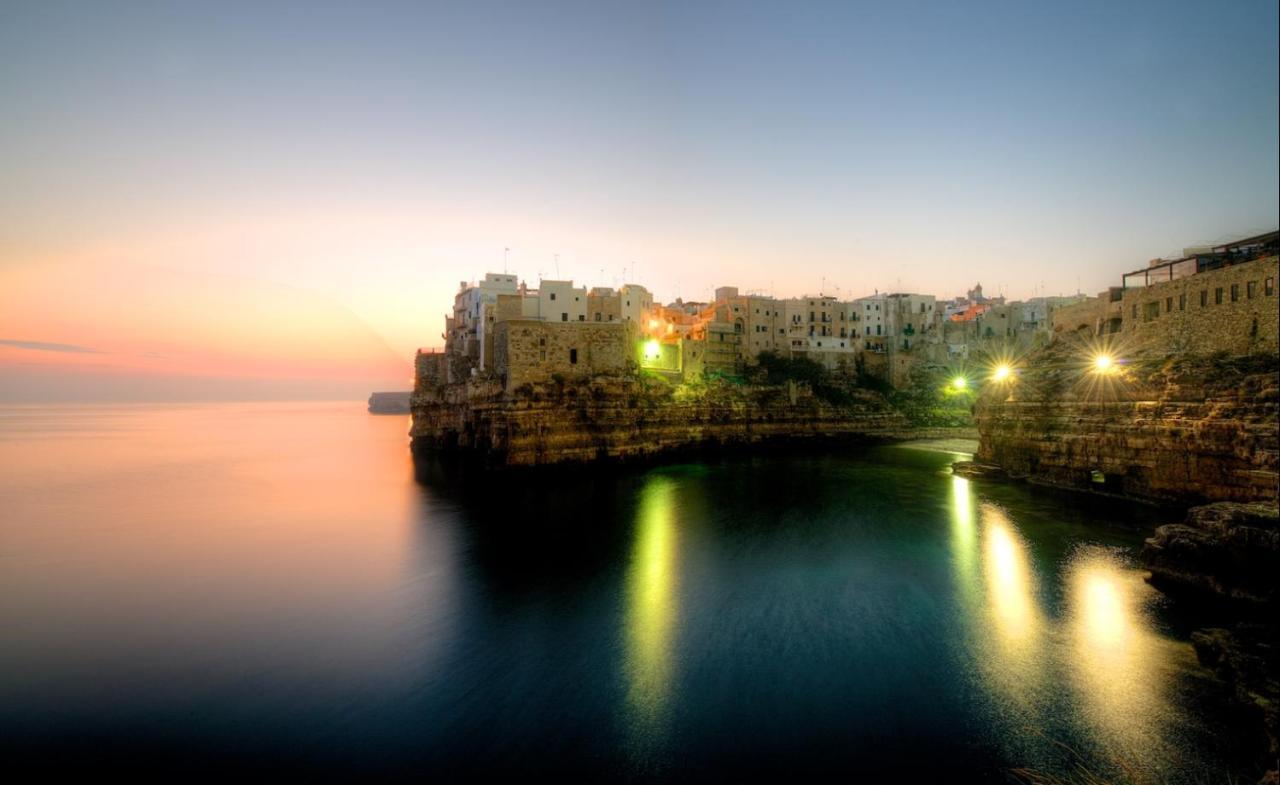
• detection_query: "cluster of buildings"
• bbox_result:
[421,230,1278,393]
[1052,230,1278,356]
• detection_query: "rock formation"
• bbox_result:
[974,346,1278,505]
[1142,502,1280,604]
[410,373,914,466]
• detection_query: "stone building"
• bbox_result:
[492,320,633,391]
[1118,252,1278,354]
[587,287,622,323]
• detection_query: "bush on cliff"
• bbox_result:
[888,363,976,428]
[747,351,856,406]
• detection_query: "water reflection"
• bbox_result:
[976,504,1048,717]
[1064,548,1184,772]
[623,476,681,749]
[946,476,1202,779]
[949,476,978,587]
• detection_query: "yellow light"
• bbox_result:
[992,364,1012,382]
[1093,353,1115,373]
[643,339,662,360]
[952,376,967,390]
[648,319,660,330]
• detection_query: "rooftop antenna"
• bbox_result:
[504,246,510,274]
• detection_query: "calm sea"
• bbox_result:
[0,402,1249,782]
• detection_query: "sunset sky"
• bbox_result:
[2,0,1277,400]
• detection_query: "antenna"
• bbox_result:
[504,246,509,274]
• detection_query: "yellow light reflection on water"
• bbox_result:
[1064,549,1185,769]
[985,515,1036,636]
[975,505,1048,718]
[624,476,680,739]
[949,476,979,605]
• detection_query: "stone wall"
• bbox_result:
[1119,255,1278,354]
[493,320,633,391]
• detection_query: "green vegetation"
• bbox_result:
[747,351,857,405]
[887,363,977,428]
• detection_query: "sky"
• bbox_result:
[1,0,1277,400]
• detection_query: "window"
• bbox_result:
[1179,294,1186,310]
[1231,284,1239,302]
[569,349,577,364]
[550,292,556,301]
[1247,281,1257,299]
[561,313,568,321]
[1131,304,1138,318]
[876,324,881,335]
[1215,287,1224,304]
[1200,290,1208,307]
[595,313,601,321]
[578,314,585,321]
[1165,296,1173,312]
[1143,302,1159,320]
[1267,277,1275,296]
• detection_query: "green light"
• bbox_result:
[952,376,967,390]
[644,339,662,360]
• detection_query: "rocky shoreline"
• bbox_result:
[410,374,972,467]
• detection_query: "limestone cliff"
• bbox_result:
[974,346,1279,505]
[410,374,910,466]
[1143,502,1280,604]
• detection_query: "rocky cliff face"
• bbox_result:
[1141,503,1280,784]
[1143,502,1280,604]
[410,375,910,466]
[974,348,1279,505]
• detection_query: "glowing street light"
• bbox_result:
[992,363,1013,382]
[1092,353,1116,374]
[951,376,968,391]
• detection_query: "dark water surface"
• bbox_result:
[0,403,1246,782]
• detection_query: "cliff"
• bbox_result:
[368,391,411,414]
[973,346,1279,505]
[410,374,911,466]
[1143,502,1280,604]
